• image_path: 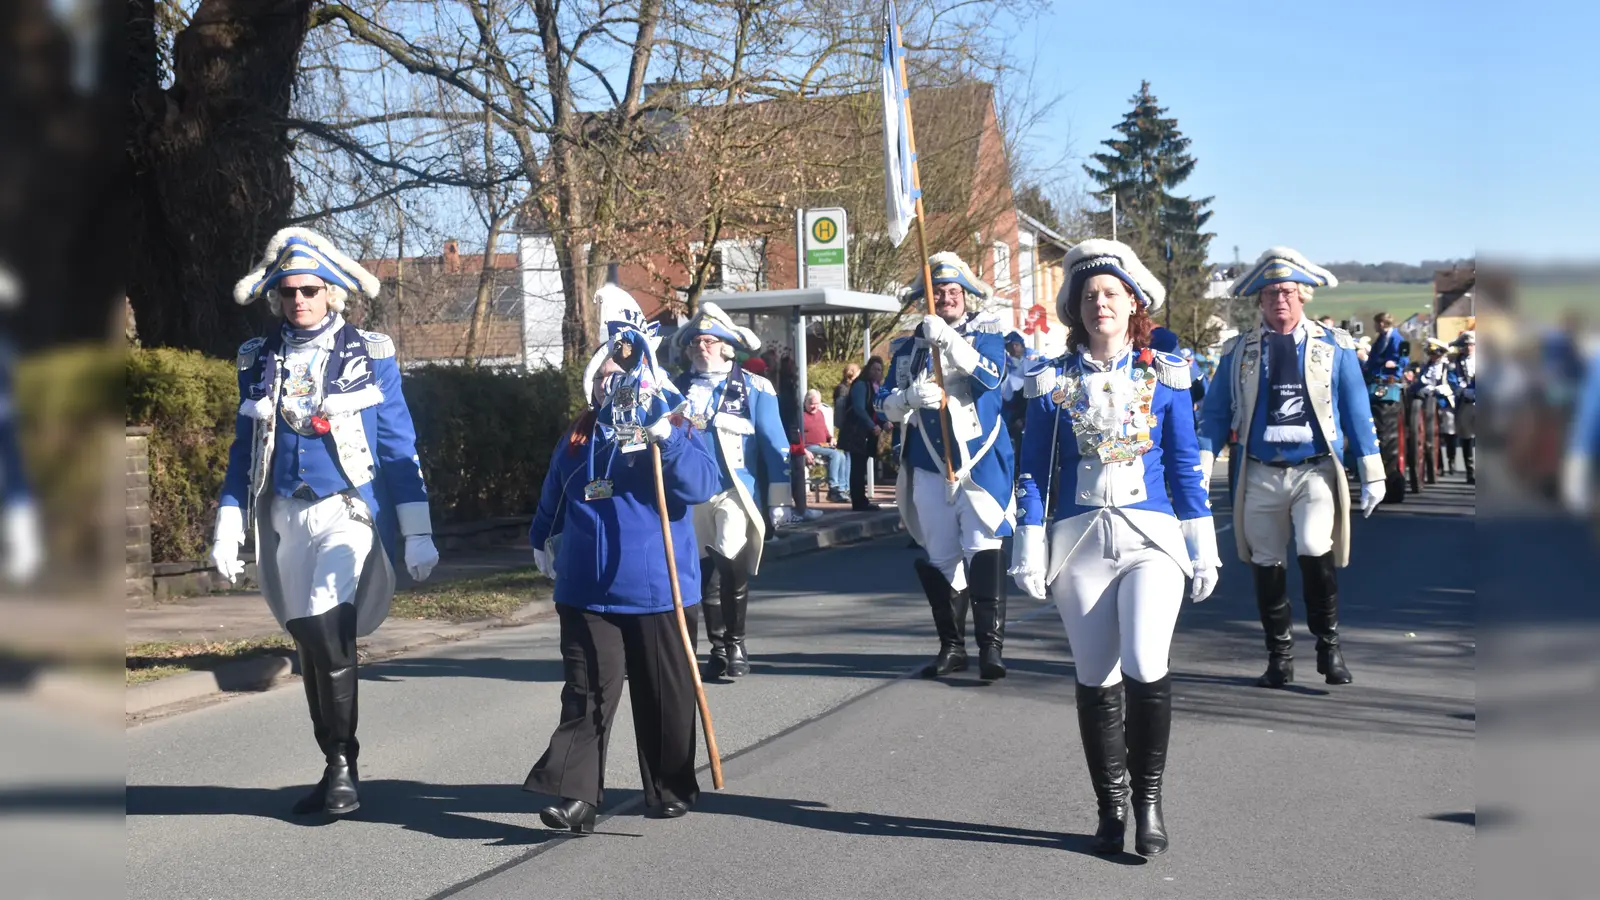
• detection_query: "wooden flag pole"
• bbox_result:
[650,441,724,790]
[895,20,958,483]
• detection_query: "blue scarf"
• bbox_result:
[1263,330,1313,444]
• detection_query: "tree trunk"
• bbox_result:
[465,212,509,364]
[128,0,314,356]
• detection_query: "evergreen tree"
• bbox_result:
[1083,81,1219,349]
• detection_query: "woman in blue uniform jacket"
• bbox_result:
[1008,240,1221,859]
[523,288,722,832]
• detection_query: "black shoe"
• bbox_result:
[1126,676,1171,857]
[652,801,691,819]
[1257,656,1294,688]
[540,798,597,834]
[827,490,849,503]
[726,640,750,678]
[322,751,360,815]
[922,645,968,678]
[853,502,884,512]
[1317,645,1352,685]
[705,650,730,679]
[1076,682,1129,855]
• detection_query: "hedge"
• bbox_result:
[127,348,579,564]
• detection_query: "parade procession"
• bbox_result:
[92,1,1502,898]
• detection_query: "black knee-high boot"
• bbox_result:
[1443,434,1458,474]
[1253,564,1294,688]
[968,549,1007,680]
[914,559,968,677]
[286,604,361,816]
[699,555,728,677]
[1075,682,1129,854]
[1299,553,1351,685]
[288,644,331,815]
[717,545,753,678]
[1462,438,1475,484]
[1125,674,1172,856]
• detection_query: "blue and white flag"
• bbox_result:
[881,0,918,248]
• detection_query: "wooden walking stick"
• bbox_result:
[650,440,725,790]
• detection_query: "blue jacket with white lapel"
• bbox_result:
[219,323,429,635]
[1198,320,1382,567]
[672,366,792,573]
[879,311,1016,542]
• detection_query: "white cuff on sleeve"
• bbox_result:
[215,504,245,545]
[1356,453,1385,485]
[395,501,433,536]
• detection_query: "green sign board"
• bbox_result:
[803,207,848,290]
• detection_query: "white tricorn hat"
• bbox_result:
[1230,246,1338,298]
[671,300,762,354]
[1057,239,1166,325]
[234,227,381,314]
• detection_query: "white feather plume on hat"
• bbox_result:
[1057,239,1166,324]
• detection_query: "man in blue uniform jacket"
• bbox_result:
[1199,247,1384,689]
[880,252,1016,681]
[670,300,792,678]
[211,228,440,817]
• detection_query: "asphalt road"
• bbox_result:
[126,472,1474,900]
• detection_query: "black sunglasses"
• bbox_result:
[276,285,326,299]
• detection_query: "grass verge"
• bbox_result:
[125,636,295,685]
[388,566,549,622]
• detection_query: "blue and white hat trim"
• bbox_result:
[233,227,381,306]
[671,300,761,354]
[905,251,993,302]
[1057,239,1166,324]
[584,284,677,410]
[1229,246,1338,298]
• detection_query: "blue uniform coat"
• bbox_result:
[529,423,721,615]
[1198,321,1383,567]
[220,324,429,636]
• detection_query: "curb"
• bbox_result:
[125,510,905,719]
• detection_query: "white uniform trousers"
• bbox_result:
[1049,510,1187,687]
[271,492,374,622]
[1241,459,1338,566]
[911,467,1002,593]
[692,489,751,560]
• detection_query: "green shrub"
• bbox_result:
[125,348,240,563]
[403,365,573,523]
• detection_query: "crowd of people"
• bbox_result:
[205,227,1451,861]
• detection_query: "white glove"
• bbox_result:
[770,506,791,529]
[1564,453,1592,516]
[533,547,555,580]
[211,505,247,584]
[405,534,440,581]
[645,414,675,443]
[1420,384,1436,396]
[1360,479,1385,518]
[909,380,944,410]
[921,315,986,376]
[879,389,911,424]
[1007,524,1047,600]
[1198,450,1216,485]
[920,314,958,348]
[1180,517,1220,603]
[3,501,42,584]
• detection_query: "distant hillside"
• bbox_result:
[1322,260,1470,284]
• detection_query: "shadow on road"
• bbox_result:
[694,792,1145,864]
[123,780,635,846]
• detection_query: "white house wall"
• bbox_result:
[519,234,566,369]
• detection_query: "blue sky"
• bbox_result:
[1002,0,1593,265]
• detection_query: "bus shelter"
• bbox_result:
[698,287,909,512]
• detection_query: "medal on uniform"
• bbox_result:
[310,415,331,435]
[583,478,613,501]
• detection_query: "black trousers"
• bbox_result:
[524,603,701,809]
[848,447,872,507]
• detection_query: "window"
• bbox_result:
[992,241,1012,288]
[691,239,765,292]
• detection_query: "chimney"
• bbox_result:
[443,239,460,274]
